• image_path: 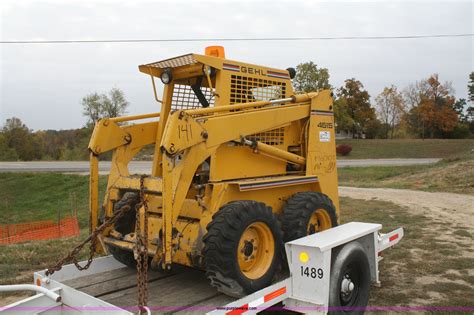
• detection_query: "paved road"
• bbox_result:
[0,158,441,174]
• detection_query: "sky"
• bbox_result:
[0,0,473,130]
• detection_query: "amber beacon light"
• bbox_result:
[205,45,225,58]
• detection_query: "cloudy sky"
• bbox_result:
[1,0,472,130]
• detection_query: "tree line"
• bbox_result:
[1,68,473,161]
[294,62,474,139]
[0,88,128,161]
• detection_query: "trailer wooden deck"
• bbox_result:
[62,265,234,314]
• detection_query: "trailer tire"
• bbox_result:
[108,192,139,268]
[203,200,283,297]
[282,191,338,243]
[329,242,370,314]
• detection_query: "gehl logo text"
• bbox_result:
[240,66,266,76]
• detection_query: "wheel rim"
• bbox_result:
[307,208,333,234]
[237,222,275,280]
[339,264,361,306]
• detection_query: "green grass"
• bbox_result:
[338,156,474,194]
[336,139,474,159]
[0,173,107,227]
[340,197,474,306]
[0,173,107,286]
[0,230,91,285]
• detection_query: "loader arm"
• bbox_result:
[158,93,324,268]
[88,115,159,242]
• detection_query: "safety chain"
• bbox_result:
[45,175,150,313]
[45,201,134,276]
[134,176,149,314]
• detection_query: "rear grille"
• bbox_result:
[230,75,286,104]
[171,84,215,110]
[231,75,287,145]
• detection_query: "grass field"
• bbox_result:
[336,139,474,159]
[1,173,472,307]
[0,173,107,226]
[338,156,474,194]
[340,198,473,307]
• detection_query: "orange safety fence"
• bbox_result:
[0,216,80,245]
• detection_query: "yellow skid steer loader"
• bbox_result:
[88,46,339,297]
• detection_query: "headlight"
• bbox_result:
[202,65,215,77]
[161,68,173,84]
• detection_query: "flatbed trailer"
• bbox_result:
[0,222,403,315]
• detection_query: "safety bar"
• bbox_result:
[0,284,61,302]
[185,92,318,116]
[109,112,160,123]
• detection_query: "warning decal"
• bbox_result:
[319,131,330,142]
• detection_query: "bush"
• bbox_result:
[445,123,471,139]
[336,144,352,156]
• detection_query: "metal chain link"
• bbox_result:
[45,202,134,276]
[134,176,149,314]
[45,175,150,315]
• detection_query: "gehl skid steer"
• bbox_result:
[88,46,340,298]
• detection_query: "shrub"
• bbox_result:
[336,144,352,156]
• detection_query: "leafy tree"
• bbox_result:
[293,61,331,93]
[375,86,406,138]
[82,88,129,127]
[0,133,18,161]
[405,74,458,138]
[468,72,474,103]
[82,93,103,127]
[333,97,354,133]
[453,98,468,122]
[336,79,378,138]
[1,117,43,160]
[103,88,130,118]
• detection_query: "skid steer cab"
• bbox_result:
[88,46,341,298]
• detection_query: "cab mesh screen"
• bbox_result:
[230,75,287,145]
[171,84,215,110]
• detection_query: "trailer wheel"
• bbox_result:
[329,242,370,314]
[107,192,139,268]
[282,191,338,242]
[203,200,283,297]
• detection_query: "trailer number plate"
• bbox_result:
[301,266,324,279]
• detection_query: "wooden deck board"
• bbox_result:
[63,267,134,289]
[66,265,237,314]
[101,269,224,309]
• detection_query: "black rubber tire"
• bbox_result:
[282,191,338,243]
[108,192,139,268]
[108,243,137,268]
[329,242,371,315]
[203,200,283,297]
[113,192,139,235]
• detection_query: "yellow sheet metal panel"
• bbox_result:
[209,145,286,181]
[218,182,319,216]
[112,176,163,193]
[305,90,340,218]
